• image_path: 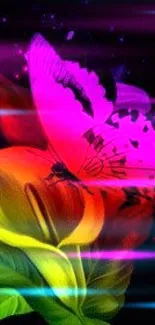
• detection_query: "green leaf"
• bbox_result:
[0,241,111,325]
[26,246,78,312]
[0,243,79,324]
[83,317,110,325]
[62,245,86,307]
[83,259,133,321]
[0,228,78,313]
[0,244,41,320]
[54,314,110,325]
[0,290,32,320]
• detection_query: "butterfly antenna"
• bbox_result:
[26,148,52,163]
[47,143,64,164]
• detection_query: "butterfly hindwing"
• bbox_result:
[78,115,155,188]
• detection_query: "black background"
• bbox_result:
[0,0,155,324]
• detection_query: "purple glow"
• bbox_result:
[68,250,155,260]
[66,30,75,41]
[119,36,124,43]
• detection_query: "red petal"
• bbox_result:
[98,187,154,249]
[0,74,47,148]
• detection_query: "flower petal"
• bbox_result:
[0,74,47,148]
[100,187,154,249]
[59,189,104,247]
[0,146,84,244]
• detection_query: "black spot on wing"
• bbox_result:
[94,135,104,152]
[120,187,141,210]
[143,125,149,133]
[118,108,129,119]
[119,156,127,165]
[83,129,95,144]
[83,129,105,153]
[129,139,139,148]
[106,115,119,129]
[130,110,139,122]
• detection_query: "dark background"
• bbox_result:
[0,0,155,324]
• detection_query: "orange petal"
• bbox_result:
[0,146,84,244]
[59,188,105,247]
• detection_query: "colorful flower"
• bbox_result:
[0,33,153,325]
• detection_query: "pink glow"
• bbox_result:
[68,250,155,260]
[22,65,28,73]
[18,49,23,55]
[15,73,20,80]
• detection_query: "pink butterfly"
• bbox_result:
[27,33,155,192]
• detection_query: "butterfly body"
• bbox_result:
[45,161,80,182]
[46,162,93,195]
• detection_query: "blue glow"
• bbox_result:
[0,287,125,297]
[126,302,155,309]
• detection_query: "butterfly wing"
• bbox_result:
[115,82,151,114]
[27,33,113,171]
[77,112,155,189]
[27,33,155,190]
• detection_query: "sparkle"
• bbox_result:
[15,73,20,80]
[119,36,124,43]
[109,25,114,32]
[18,49,23,55]
[22,65,28,73]
[2,17,7,23]
[66,30,75,41]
